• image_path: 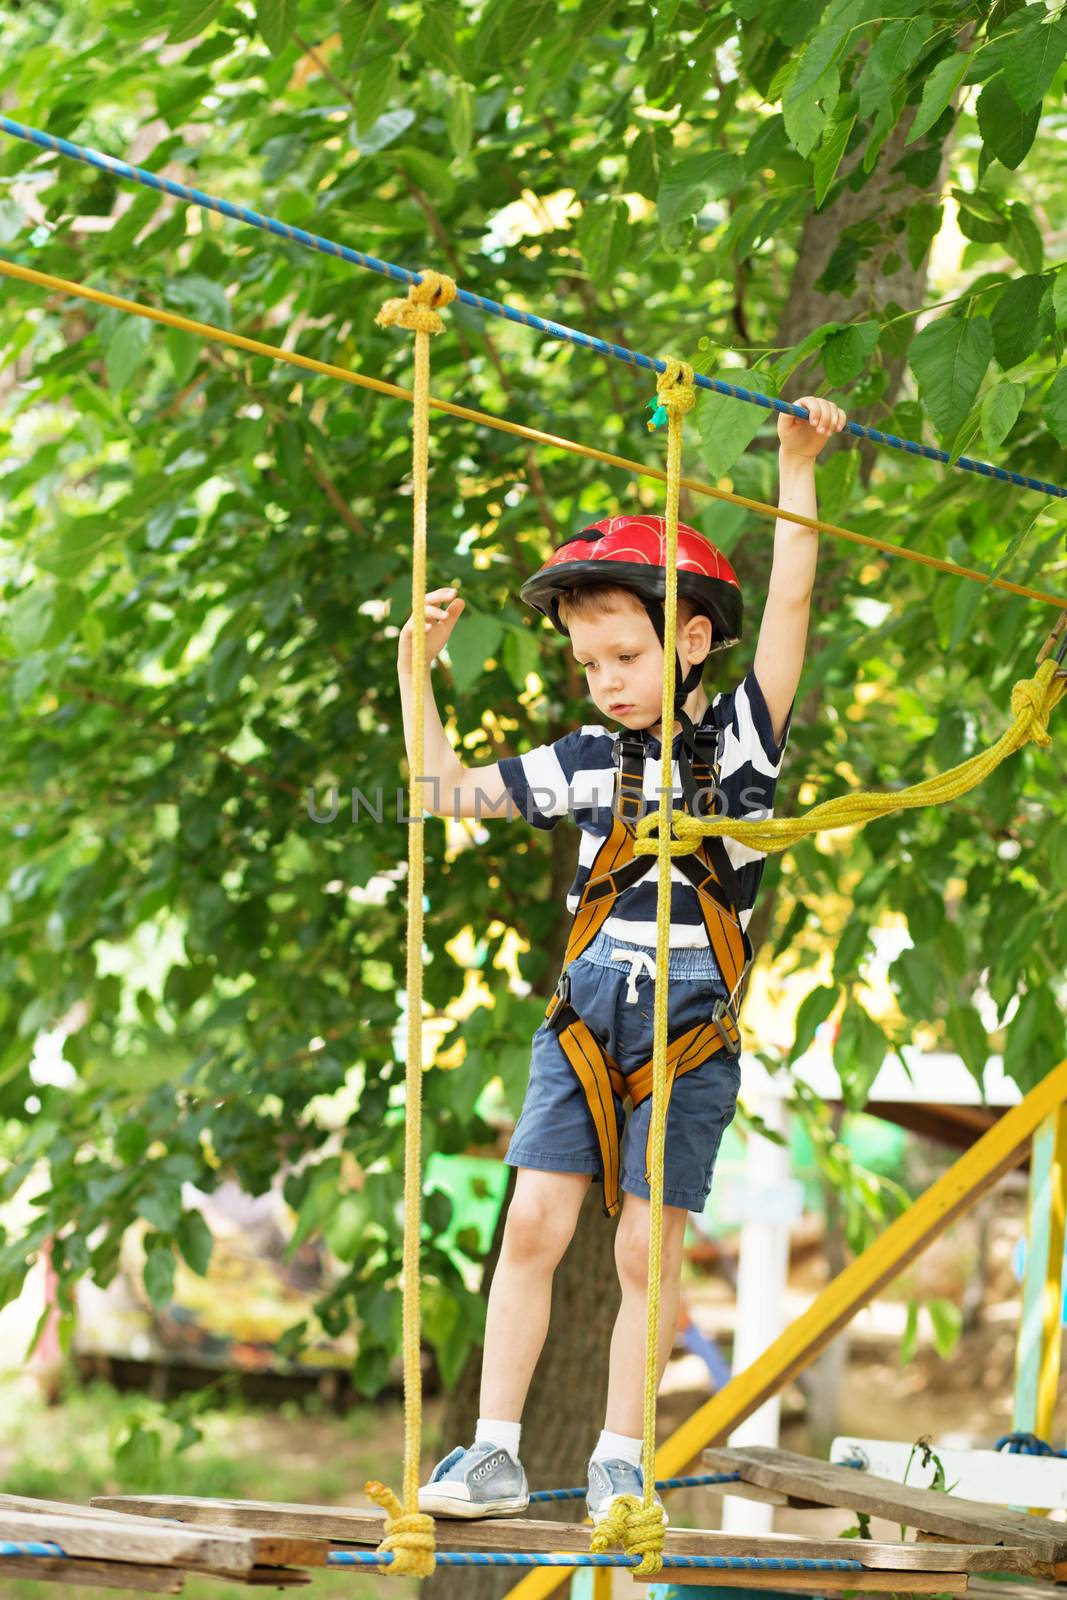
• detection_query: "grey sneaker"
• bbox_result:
[586,1457,669,1527]
[418,1441,530,1519]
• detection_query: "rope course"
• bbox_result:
[2,112,1067,501]
[529,1470,741,1502]
[0,258,1062,613]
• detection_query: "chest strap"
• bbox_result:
[546,995,740,1217]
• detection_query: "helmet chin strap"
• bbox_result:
[639,598,705,728]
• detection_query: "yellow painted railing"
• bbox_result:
[505,1057,1067,1600]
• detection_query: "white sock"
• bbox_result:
[474,1418,522,1458]
[592,1429,642,1468]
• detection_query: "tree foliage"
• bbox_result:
[0,0,1064,1392]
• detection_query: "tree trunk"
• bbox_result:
[425,1182,619,1600]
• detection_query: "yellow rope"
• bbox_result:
[633,656,1066,857]
[0,256,1063,613]
[591,356,694,1578]
[362,268,457,1579]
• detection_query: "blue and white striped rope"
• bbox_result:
[327,1549,866,1570]
[530,1470,741,1502]
[0,1537,865,1572]
[2,114,1065,502]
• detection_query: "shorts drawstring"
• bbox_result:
[611,948,657,1004]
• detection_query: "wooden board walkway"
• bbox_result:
[0,1498,326,1589]
[702,1446,1067,1571]
[96,1492,1033,1572]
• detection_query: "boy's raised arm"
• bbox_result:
[753,395,848,747]
[396,584,512,820]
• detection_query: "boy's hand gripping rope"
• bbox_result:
[362,269,457,1579]
[591,357,695,1580]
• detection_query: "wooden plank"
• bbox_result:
[0,1494,196,1528]
[88,1495,1034,1573]
[0,1554,184,1591]
[830,1439,1067,1511]
[0,1509,319,1574]
[702,1447,1066,1565]
[633,1571,969,1592]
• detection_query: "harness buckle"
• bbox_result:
[545,968,571,1029]
[711,996,742,1058]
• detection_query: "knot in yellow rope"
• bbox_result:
[590,1495,667,1576]
[656,356,696,421]
[364,1480,436,1578]
[633,811,703,856]
[376,270,457,336]
[1011,659,1064,748]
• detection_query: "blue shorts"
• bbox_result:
[506,929,742,1212]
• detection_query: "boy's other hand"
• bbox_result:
[778,394,847,459]
[398,585,465,675]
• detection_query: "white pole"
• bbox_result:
[720,1093,794,1535]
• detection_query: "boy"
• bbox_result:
[396,393,847,1523]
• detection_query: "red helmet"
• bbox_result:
[519,514,743,651]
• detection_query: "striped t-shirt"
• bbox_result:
[497,670,789,950]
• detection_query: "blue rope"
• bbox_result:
[327,1550,866,1570]
[995,1431,1067,1456]
[1,1540,69,1556]
[530,1470,741,1502]
[2,114,1065,503]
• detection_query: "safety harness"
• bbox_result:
[543,721,751,1216]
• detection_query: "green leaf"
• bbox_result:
[812,108,856,208]
[1001,14,1067,111]
[503,625,541,692]
[416,3,464,75]
[341,0,388,60]
[905,50,970,146]
[352,108,416,157]
[166,328,201,385]
[976,77,1041,170]
[446,83,472,162]
[1053,268,1067,330]
[1007,202,1044,276]
[854,15,935,119]
[176,1209,214,1277]
[783,60,838,160]
[833,1000,888,1110]
[257,0,295,54]
[951,186,1009,245]
[106,317,152,390]
[945,1004,989,1088]
[905,201,942,273]
[357,53,398,131]
[657,150,743,246]
[990,274,1047,370]
[821,320,879,386]
[446,609,504,693]
[166,0,224,45]
[907,315,993,443]
[576,198,630,288]
[166,273,232,331]
[900,1297,919,1365]
[979,381,1025,454]
[695,365,778,479]
[394,146,455,205]
[1043,369,1067,446]
[143,1237,176,1307]
[789,984,838,1064]
[926,1297,962,1359]
[9,583,86,653]
[137,1188,182,1235]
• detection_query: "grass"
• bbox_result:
[0,1371,426,1599]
